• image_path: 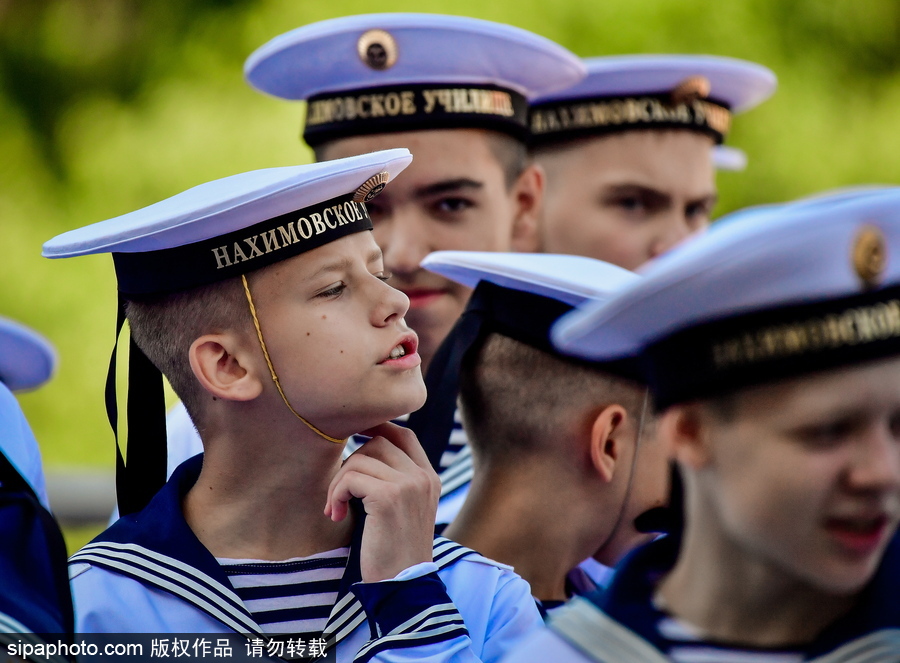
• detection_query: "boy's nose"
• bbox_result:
[848,427,900,494]
[377,214,432,277]
[372,278,411,325]
[649,214,695,261]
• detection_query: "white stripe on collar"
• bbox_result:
[810,630,900,663]
[69,542,261,634]
[0,611,33,634]
[322,537,476,653]
[552,597,900,663]
[0,618,70,663]
[355,603,468,663]
[70,534,477,655]
[549,597,671,663]
[439,445,473,497]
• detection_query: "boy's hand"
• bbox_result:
[325,422,441,583]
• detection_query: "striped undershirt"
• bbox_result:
[439,407,469,474]
[219,547,348,635]
[656,608,805,663]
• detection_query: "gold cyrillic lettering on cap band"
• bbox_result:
[306,87,520,127]
[712,299,900,369]
[530,96,732,142]
[241,274,345,445]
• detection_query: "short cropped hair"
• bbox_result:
[314,130,529,190]
[459,333,647,462]
[482,132,529,189]
[125,277,251,425]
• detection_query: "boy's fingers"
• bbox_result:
[326,452,403,519]
[338,450,404,483]
[358,421,431,469]
[351,435,421,471]
[327,471,381,521]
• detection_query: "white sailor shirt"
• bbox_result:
[71,455,542,662]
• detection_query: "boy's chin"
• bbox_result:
[385,385,427,422]
[352,386,428,432]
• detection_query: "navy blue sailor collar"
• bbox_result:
[554,533,900,660]
[69,454,369,644]
[70,454,477,649]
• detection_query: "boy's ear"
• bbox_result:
[659,404,712,470]
[189,333,263,402]
[588,404,629,483]
[509,162,544,254]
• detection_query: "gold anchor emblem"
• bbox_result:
[357,29,397,70]
[852,225,887,287]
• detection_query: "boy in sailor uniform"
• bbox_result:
[0,315,57,508]
[164,14,586,525]
[0,317,73,644]
[413,251,671,617]
[502,187,900,662]
[44,150,542,660]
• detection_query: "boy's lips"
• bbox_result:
[378,333,420,369]
[824,513,891,556]
[401,288,447,309]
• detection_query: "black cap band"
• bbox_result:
[529,94,732,146]
[303,83,529,146]
[644,285,900,410]
[113,193,373,296]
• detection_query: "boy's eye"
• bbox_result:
[434,197,474,214]
[316,282,346,298]
[686,201,713,221]
[795,419,857,448]
[375,271,393,283]
[615,196,645,213]
[685,200,716,229]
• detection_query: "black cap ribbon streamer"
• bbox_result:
[105,295,167,517]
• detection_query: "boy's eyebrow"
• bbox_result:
[309,249,384,279]
[413,178,484,199]
[368,248,384,265]
[687,192,719,209]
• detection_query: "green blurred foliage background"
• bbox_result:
[2,0,900,477]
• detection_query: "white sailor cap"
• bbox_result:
[244,14,586,147]
[408,251,639,470]
[530,54,776,146]
[423,251,638,307]
[43,149,412,296]
[712,146,747,171]
[553,187,900,410]
[0,317,56,392]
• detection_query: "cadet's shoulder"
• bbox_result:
[432,536,514,574]
[68,559,226,633]
[498,624,590,663]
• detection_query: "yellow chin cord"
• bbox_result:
[241,274,345,444]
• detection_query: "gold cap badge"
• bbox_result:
[852,225,887,287]
[357,29,398,71]
[671,75,712,105]
[354,172,389,203]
